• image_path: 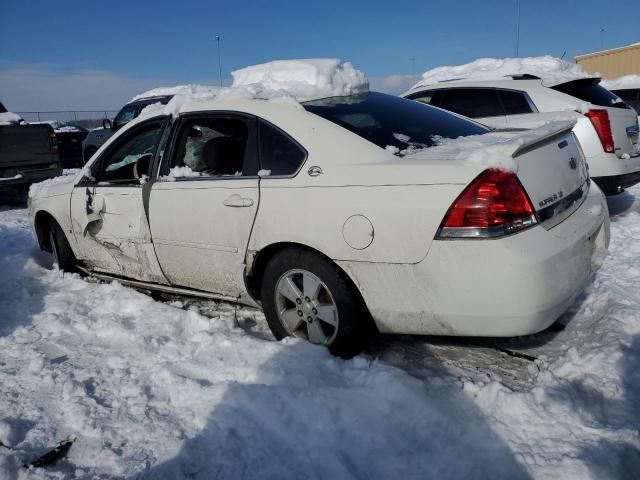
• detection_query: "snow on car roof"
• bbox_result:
[0,111,22,125]
[231,58,368,101]
[130,84,220,103]
[601,74,640,90]
[133,59,369,119]
[410,56,597,90]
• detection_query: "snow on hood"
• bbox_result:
[230,58,369,101]
[411,56,596,89]
[408,119,577,172]
[600,74,640,90]
[135,59,368,119]
[28,169,81,199]
[0,111,22,125]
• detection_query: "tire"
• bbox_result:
[260,248,372,358]
[48,221,77,273]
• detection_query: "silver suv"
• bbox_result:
[403,76,640,194]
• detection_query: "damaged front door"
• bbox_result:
[70,119,168,283]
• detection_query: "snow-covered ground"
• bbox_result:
[1,187,639,479]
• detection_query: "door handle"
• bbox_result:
[223,194,254,208]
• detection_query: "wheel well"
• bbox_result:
[245,242,371,312]
[34,211,55,253]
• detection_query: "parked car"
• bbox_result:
[403,75,640,195]
[82,95,173,163]
[603,76,640,119]
[29,91,609,357]
[0,102,62,189]
[31,121,88,168]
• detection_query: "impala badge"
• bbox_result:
[569,157,577,169]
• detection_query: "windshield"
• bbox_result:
[113,104,139,129]
[304,92,489,153]
[552,78,629,109]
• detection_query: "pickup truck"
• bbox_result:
[0,103,62,189]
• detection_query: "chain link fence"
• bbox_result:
[16,110,119,129]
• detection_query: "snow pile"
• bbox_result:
[132,60,367,120]
[412,56,595,89]
[408,119,576,171]
[231,58,369,101]
[3,185,640,478]
[601,74,640,90]
[0,111,22,125]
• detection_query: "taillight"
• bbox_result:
[584,109,614,153]
[49,133,58,151]
[437,169,537,239]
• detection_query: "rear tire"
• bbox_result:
[49,221,77,273]
[260,248,372,358]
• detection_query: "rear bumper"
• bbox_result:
[339,185,609,337]
[592,170,640,194]
[0,163,62,187]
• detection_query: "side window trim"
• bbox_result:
[159,111,259,182]
[78,117,168,187]
[257,117,309,179]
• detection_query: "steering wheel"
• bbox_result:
[133,154,152,180]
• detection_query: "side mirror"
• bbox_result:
[102,118,113,130]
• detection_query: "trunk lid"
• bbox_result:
[512,121,589,228]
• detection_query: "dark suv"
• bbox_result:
[82,95,173,163]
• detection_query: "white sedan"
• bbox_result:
[29,89,609,357]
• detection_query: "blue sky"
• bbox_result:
[0,0,637,110]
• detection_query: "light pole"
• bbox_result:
[515,0,521,57]
[215,35,223,86]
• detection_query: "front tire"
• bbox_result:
[48,221,77,273]
[260,248,372,358]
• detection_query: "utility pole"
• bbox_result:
[515,0,521,57]
[215,35,223,86]
[599,27,607,50]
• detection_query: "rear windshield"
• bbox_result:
[612,89,640,113]
[303,92,489,153]
[552,78,629,109]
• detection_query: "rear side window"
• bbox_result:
[439,89,504,118]
[304,92,489,153]
[552,79,630,109]
[498,90,534,115]
[0,102,6,113]
[259,120,306,176]
[613,89,640,112]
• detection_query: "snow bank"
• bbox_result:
[231,58,369,101]
[601,74,640,90]
[412,56,595,89]
[0,112,22,125]
[2,185,640,478]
